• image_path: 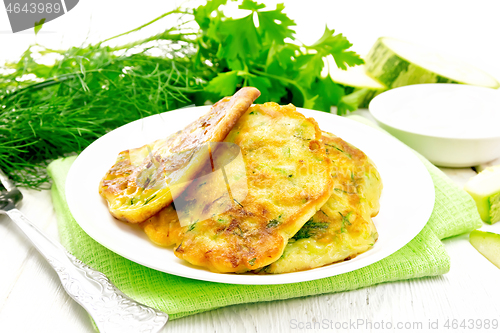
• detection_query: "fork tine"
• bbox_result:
[0,168,17,192]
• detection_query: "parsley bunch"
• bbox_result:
[195,0,364,111]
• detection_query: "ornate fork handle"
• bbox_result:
[5,208,168,333]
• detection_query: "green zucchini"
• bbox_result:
[465,165,500,224]
[470,230,500,268]
[329,63,385,91]
[365,37,500,89]
[327,57,387,114]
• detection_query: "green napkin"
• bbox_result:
[47,116,482,320]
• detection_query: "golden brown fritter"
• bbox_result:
[263,131,382,273]
[173,102,334,273]
[140,204,182,247]
[98,87,260,223]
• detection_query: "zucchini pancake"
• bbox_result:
[174,102,333,273]
[262,131,381,273]
[99,87,260,223]
[100,88,382,274]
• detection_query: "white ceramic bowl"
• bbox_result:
[369,84,500,167]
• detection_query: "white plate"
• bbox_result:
[66,106,435,285]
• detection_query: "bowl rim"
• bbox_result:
[368,83,500,141]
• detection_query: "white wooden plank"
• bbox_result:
[0,189,56,313]
[0,248,93,333]
[0,189,92,333]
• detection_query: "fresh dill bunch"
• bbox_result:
[0,36,203,188]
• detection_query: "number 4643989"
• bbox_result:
[444,319,498,330]
[6,2,62,14]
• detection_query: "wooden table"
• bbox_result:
[1,110,500,333]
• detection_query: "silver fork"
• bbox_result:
[0,169,168,333]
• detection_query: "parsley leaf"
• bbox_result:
[239,0,266,11]
[256,4,296,45]
[216,15,260,70]
[309,27,364,70]
[312,76,345,112]
[206,71,239,96]
[194,0,228,30]
[337,88,373,115]
[247,75,272,101]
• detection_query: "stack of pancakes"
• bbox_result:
[99,87,382,274]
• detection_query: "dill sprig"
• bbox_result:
[0,10,203,188]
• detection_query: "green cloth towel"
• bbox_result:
[47,115,482,320]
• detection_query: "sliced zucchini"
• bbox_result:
[329,61,385,91]
[465,165,500,224]
[365,37,500,89]
[470,230,500,268]
[327,57,387,114]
